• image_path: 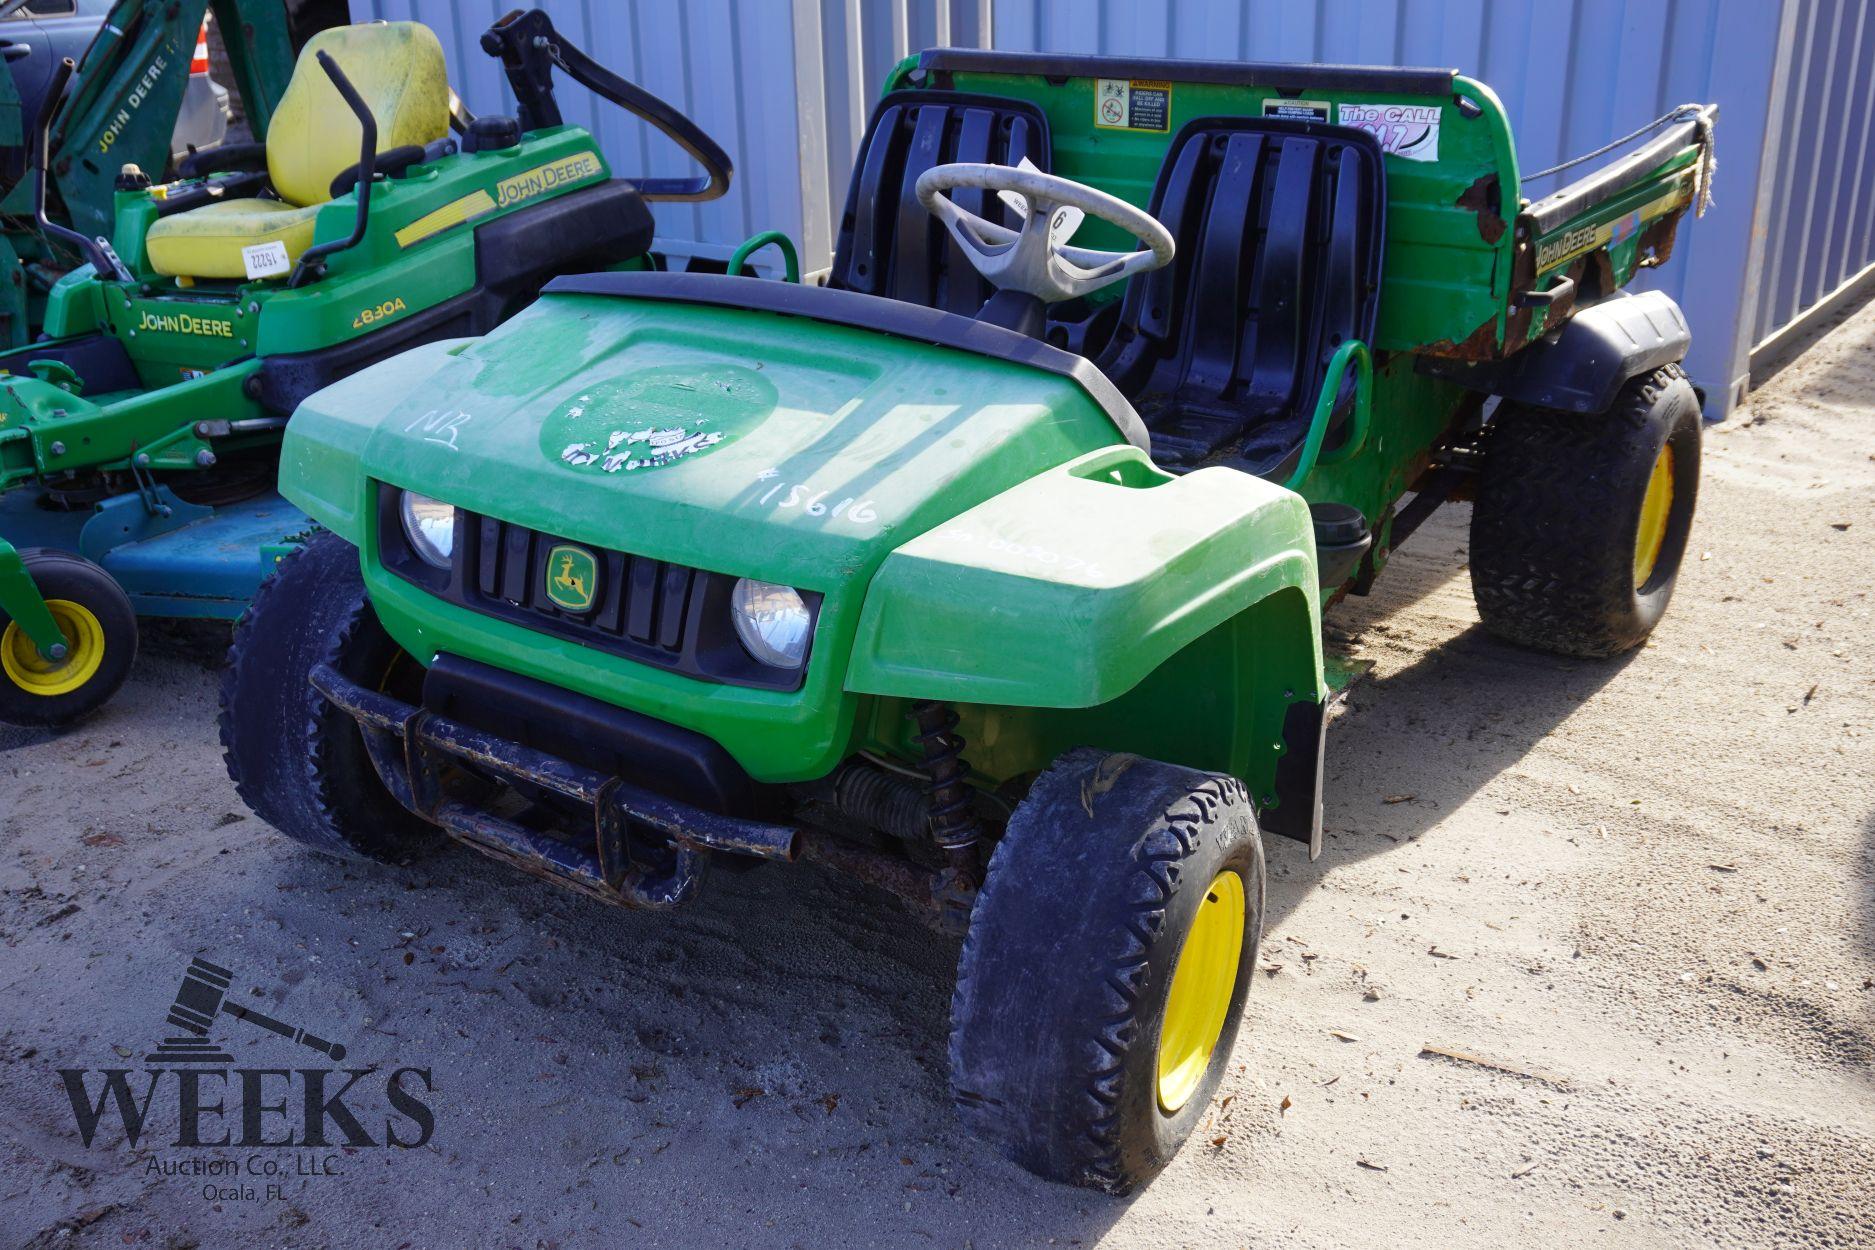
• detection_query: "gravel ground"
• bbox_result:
[2,300,1872,1250]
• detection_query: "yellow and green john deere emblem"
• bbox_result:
[545,545,598,612]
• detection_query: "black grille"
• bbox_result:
[376,486,816,692]
[468,514,700,657]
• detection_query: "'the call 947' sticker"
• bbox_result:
[1338,103,1442,162]
[1095,78,1172,132]
[240,240,291,280]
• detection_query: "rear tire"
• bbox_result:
[1470,364,1701,657]
[950,748,1265,1193]
[219,533,439,861]
[0,549,137,727]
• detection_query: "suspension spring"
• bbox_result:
[909,700,981,855]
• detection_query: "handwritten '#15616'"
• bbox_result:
[755,476,878,525]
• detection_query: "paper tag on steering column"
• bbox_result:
[996,157,1085,245]
[241,240,291,280]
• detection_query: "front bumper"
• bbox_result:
[311,661,802,909]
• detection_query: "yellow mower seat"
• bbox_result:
[146,21,449,280]
[144,200,322,280]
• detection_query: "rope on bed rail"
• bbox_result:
[1524,104,1716,218]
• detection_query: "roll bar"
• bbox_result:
[481,9,732,203]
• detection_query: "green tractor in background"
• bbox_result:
[0,7,734,724]
[0,0,299,721]
[225,50,1713,1189]
[0,0,318,348]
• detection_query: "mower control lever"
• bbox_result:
[482,8,732,203]
[288,51,377,288]
[32,58,129,282]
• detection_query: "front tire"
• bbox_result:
[950,748,1265,1193]
[0,549,137,727]
[1470,364,1701,657]
[219,533,439,861]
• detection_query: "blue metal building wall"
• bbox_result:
[1750,0,1875,354]
[359,1,1869,417]
[351,0,808,270]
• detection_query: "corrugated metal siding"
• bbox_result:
[1751,0,1875,346]
[812,0,992,234]
[350,0,804,266]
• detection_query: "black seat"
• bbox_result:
[1098,118,1385,474]
[828,91,1051,316]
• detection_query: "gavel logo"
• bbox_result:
[145,957,348,1065]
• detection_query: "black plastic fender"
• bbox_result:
[1418,290,1692,414]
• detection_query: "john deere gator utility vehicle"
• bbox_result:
[0,9,732,724]
[222,50,1715,1190]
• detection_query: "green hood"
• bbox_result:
[286,291,1124,591]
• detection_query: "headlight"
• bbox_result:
[399,490,455,569]
[730,578,810,669]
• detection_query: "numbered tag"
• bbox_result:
[997,157,1084,245]
[241,240,291,280]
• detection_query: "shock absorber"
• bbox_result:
[909,701,983,921]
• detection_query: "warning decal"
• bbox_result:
[1262,99,1331,123]
[1338,102,1442,162]
[1095,78,1172,132]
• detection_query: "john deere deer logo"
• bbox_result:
[545,545,597,612]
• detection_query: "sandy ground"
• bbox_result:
[2,299,1872,1250]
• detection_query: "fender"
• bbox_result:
[1419,289,1691,414]
[847,446,1329,853]
[848,445,1324,707]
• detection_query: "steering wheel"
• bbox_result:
[915,163,1175,303]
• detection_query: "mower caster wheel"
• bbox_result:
[219,532,440,862]
[0,549,137,727]
[950,748,1265,1193]
[1470,364,1702,658]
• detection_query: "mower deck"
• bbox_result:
[0,487,309,619]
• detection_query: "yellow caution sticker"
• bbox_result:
[1094,79,1172,132]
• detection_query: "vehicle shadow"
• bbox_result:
[1260,620,1638,926]
[1261,517,1639,931]
[257,828,1140,1245]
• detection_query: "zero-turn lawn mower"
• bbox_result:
[222,49,1714,1190]
[0,8,731,724]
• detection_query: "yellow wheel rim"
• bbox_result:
[1,599,106,698]
[1633,446,1675,587]
[1156,869,1246,1113]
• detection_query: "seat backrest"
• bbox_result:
[266,22,450,208]
[828,91,1050,316]
[1098,118,1385,473]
